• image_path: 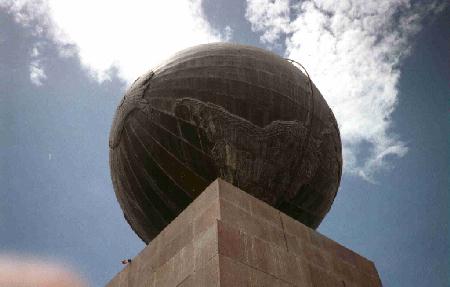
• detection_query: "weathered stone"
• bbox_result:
[280,212,310,242]
[219,197,286,249]
[285,232,304,256]
[194,224,218,270]
[157,224,193,268]
[308,264,343,287]
[190,255,220,287]
[216,179,251,212]
[277,255,311,286]
[106,267,128,287]
[217,220,245,262]
[302,243,330,270]
[193,200,220,237]
[249,195,283,228]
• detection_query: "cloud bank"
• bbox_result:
[1,0,445,179]
[1,0,226,82]
[246,0,445,179]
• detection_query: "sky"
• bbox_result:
[0,0,448,286]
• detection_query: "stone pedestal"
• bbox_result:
[106,179,382,287]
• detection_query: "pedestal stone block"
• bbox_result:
[106,179,382,287]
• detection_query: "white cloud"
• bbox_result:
[224,25,234,41]
[29,60,46,86]
[245,0,290,44]
[246,0,445,179]
[1,0,227,82]
[29,44,46,86]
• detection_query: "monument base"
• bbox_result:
[106,179,382,286]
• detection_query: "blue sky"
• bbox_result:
[0,0,448,286]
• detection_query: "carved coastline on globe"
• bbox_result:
[109,43,342,243]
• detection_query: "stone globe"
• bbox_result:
[109,43,342,243]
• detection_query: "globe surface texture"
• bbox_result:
[109,43,342,243]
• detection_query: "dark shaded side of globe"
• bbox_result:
[109,43,342,243]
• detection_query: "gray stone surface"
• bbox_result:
[106,179,381,287]
[109,43,342,243]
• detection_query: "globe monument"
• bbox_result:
[109,43,342,243]
[107,43,380,286]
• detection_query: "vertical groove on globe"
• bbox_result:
[109,43,342,243]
